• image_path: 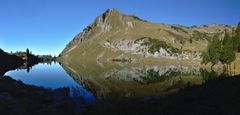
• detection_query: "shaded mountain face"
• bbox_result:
[60,8,234,62]
[0,49,24,76]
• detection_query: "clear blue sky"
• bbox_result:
[0,0,239,55]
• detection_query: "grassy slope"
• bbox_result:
[59,9,238,75]
[60,9,234,64]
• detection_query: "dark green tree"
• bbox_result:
[202,35,222,68]
[26,48,29,55]
[220,32,236,65]
[189,38,193,43]
[202,31,237,70]
[233,21,240,52]
[208,35,222,67]
[201,51,210,65]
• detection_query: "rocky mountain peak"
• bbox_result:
[91,8,127,31]
[105,8,121,15]
[60,8,125,55]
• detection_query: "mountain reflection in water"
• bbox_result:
[60,62,217,101]
[1,60,238,115]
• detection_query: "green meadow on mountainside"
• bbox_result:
[60,9,240,74]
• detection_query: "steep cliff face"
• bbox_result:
[60,8,234,63]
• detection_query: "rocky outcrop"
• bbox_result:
[102,38,201,61]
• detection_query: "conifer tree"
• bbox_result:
[220,32,236,65]
[233,22,240,52]
[208,35,222,67]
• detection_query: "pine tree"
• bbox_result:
[208,35,222,67]
[201,51,210,65]
[220,32,236,65]
[26,48,29,55]
[233,21,240,52]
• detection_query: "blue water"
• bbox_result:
[4,63,95,106]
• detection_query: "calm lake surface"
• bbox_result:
[3,62,218,106]
[4,63,95,106]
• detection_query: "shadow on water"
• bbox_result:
[2,47,240,115]
[2,59,240,115]
[84,73,240,115]
[0,76,79,115]
[60,62,240,115]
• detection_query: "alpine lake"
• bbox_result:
[2,60,220,109]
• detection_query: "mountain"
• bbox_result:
[60,8,234,64]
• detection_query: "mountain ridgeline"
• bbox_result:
[60,8,235,63]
